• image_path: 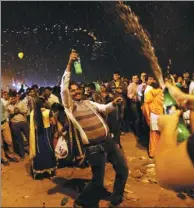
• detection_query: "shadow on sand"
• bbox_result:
[47,177,112,201]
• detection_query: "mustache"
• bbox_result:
[75,92,81,96]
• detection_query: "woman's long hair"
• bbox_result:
[34,97,46,133]
[51,103,66,125]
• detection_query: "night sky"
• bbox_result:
[2,1,194,86]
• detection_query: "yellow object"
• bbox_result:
[18,52,24,59]
[29,108,51,159]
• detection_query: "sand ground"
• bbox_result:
[2,133,194,207]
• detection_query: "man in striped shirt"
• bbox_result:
[61,51,129,208]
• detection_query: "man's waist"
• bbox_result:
[86,136,107,146]
[84,133,113,149]
[85,140,107,154]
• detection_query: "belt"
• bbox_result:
[86,144,105,154]
[86,141,106,154]
[1,120,6,125]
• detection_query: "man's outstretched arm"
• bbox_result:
[60,52,78,109]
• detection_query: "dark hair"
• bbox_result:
[132,74,138,78]
[31,84,38,89]
[87,83,96,91]
[38,87,45,96]
[113,71,121,75]
[26,88,31,95]
[150,81,160,89]
[51,102,64,112]
[69,81,79,90]
[45,86,52,91]
[51,103,66,125]
[52,86,60,94]
[145,74,154,82]
[3,91,8,94]
[20,93,26,100]
[9,91,17,97]
[34,97,46,133]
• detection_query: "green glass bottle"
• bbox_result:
[74,57,82,75]
[71,49,82,75]
[163,88,191,142]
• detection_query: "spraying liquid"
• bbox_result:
[102,2,190,142]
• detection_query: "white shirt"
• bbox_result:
[137,83,147,102]
[189,81,194,95]
[1,98,9,107]
[48,94,59,106]
[144,85,153,98]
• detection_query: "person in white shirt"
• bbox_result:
[189,73,194,95]
[45,86,60,106]
[127,75,139,136]
[1,91,10,107]
[137,73,147,103]
[23,88,36,123]
[7,92,29,160]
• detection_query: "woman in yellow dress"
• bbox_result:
[30,97,57,179]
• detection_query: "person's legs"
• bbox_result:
[1,122,20,161]
[10,122,25,158]
[20,122,30,143]
[149,130,160,158]
[106,139,129,206]
[1,133,10,165]
[107,110,121,146]
[74,147,106,208]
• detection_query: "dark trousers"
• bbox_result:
[107,109,121,146]
[128,100,141,136]
[75,139,129,207]
[10,121,29,157]
[137,111,150,149]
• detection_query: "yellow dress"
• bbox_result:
[30,108,56,177]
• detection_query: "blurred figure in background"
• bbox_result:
[182,71,191,93]
[2,91,10,107]
[100,84,121,147]
[189,73,194,95]
[1,99,20,165]
[52,86,62,103]
[127,74,139,136]
[45,86,60,107]
[176,76,183,89]
[84,82,103,103]
[107,71,127,134]
[23,88,36,123]
[7,91,29,160]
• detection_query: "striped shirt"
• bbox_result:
[60,70,115,145]
[73,100,108,144]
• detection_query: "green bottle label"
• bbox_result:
[74,61,82,75]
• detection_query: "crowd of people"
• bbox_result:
[1,51,194,207]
